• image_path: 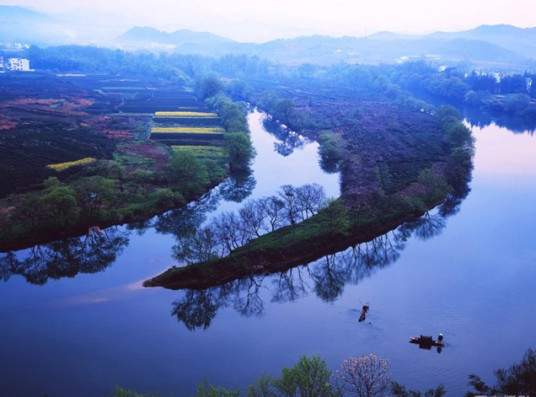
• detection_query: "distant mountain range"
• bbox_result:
[0,5,59,43]
[2,5,536,71]
[117,26,240,54]
[117,24,536,70]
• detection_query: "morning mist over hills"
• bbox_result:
[1,5,536,70]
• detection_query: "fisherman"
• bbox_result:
[358,305,369,322]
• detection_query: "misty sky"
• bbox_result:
[3,0,535,42]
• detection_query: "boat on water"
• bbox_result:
[410,334,444,352]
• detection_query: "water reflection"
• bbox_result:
[262,117,307,156]
[171,199,460,330]
[0,227,129,285]
[218,172,257,203]
[464,107,536,135]
[153,191,221,238]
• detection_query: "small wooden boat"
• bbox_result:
[410,334,444,350]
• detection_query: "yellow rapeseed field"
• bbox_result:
[154,111,218,118]
[151,127,225,134]
[47,157,97,171]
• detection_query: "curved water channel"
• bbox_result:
[1,110,535,396]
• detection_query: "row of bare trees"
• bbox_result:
[173,183,327,264]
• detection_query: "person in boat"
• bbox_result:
[410,333,444,349]
[359,305,369,322]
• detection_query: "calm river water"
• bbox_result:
[0,110,535,396]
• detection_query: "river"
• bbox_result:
[0,111,535,396]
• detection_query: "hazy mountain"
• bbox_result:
[429,24,536,56]
[115,24,536,70]
[0,5,58,44]
[0,5,123,45]
[117,27,239,54]
[1,6,535,71]
[0,5,47,20]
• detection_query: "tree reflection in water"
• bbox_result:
[218,172,257,203]
[151,170,256,243]
[464,106,536,134]
[171,202,457,330]
[0,166,258,287]
[263,117,306,157]
[0,226,129,285]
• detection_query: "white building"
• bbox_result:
[7,58,31,71]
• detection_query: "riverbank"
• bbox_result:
[145,103,474,289]
[143,198,432,289]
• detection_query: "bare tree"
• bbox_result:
[279,185,300,224]
[337,354,390,397]
[239,199,266,237]
[212,212,243,253]
[258,196,286,232]
[295,183,327,219]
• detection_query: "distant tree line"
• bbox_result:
[386,61,536,125]
[17,45,276,85]
[16,45,536,115]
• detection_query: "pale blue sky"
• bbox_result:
[3,0,535,42]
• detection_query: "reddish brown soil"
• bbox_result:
[122,141,170,170]
[0,116,17,130]
[4,97,93,117]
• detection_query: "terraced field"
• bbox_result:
[150,108,226,147]
[0,73,231,251]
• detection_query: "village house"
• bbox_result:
[7,57,31,71]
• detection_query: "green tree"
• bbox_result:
[391,382,445,397]
[273,355,339,397]
[272,99,296,126]
[109,385,159,397]
[194,379,240,397]
[73,176,118,223]
[205,93,248,132]
[11,193,43,233]
[318,133,345,172]
[39,178,79,229]
[436,105,461,130]
[417,168,449,206]
[227,79,253,101]
[199,76,225,101]
[225,132,255,172]
[167,151,208,196]
[246,374,279,397]
[466,348,536,397]
[503,93,530,113]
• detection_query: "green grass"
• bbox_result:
[171,145,227,161]
[113,152,154,167]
